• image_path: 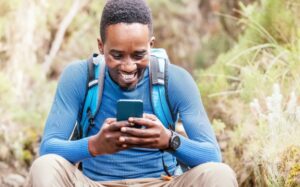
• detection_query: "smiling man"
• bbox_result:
[26,0,238,186]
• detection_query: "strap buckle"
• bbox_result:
[87,108,95,129]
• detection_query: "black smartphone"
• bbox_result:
[116,99,143,128]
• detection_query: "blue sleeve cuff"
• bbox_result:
[81,137,93,158]
[40,137,93,164]
[171,134,222,167]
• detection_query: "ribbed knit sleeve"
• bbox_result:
[167,64,222,167]
[39,61,93,163]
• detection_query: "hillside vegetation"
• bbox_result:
[0,0,299,186]
[198,0,300,186]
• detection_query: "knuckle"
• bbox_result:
[153,131,160,137]
[150,114,156,118]
[102,127,108,133]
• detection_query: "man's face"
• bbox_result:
[98,23,154,91]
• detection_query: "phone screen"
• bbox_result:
[116,99,143,124]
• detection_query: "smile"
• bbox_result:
[120,71,137,82]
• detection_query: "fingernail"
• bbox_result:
[122,144,127,148]
[128,117,133,121]
[121,127,126,132]
[119,137,125,142]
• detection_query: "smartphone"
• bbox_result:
[116,99,143,128]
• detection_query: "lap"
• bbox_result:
[26,156,237,187]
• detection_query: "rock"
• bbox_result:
[3,174,25,187]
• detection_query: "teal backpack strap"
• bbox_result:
[149,49,175,130]
[79,54,106,138]
[151,49,190,176]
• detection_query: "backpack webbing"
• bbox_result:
[149,55,174,130]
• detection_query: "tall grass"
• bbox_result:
[197,0,300,186]
[249,84,300,186]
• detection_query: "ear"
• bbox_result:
[149,36,155,48]
[97,38,104,54]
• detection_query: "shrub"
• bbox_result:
[197,0,300,186]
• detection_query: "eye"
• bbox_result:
[111,53,123,60]
[132,52,146,60]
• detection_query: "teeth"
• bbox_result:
[121,73,135,80]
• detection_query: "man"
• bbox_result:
[27,0,238,186]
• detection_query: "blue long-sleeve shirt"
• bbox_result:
[40,60,221,181]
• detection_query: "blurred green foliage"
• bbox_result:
[199,0,300,105]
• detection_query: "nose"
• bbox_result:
[122,56,135,65]
[121,57,136,72]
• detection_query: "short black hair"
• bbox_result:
[100,0,153,43]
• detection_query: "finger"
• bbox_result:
[114,132,134,146]
[103,131,122,143]
[122,142,158,149]
[104,118,116,124]
[116,143,129,149]
[128,117,155,128]
[130,143,157,149]
[107,121,131,131]
[116,143,141,151]
[102,118,116,129]
[118,144,136,149]
[118,136,157,145]
[115,145,129,152]
[104,132,130,150]
[120,127,160,138]
[143,113,157,121]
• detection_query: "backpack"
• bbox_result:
[70,48,176,140]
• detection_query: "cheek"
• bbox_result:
[105,56,119,69]
[139,57,150,68]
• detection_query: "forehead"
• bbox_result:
[104,23,150,48]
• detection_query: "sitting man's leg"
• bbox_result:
[25,154,100,187]
[170,162,238,187]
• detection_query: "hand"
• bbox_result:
[88,118,131,156]
[119,113,172,150]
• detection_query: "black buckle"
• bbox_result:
[87,108,95,130]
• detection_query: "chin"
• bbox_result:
[119,82,138,91]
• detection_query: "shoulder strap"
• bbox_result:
[149,49,175,130]
[79,54,106,138]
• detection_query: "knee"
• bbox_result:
[192,162,238,187]
[197,162,235,176]
[30,154,67,173]
[28,154,70,186]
